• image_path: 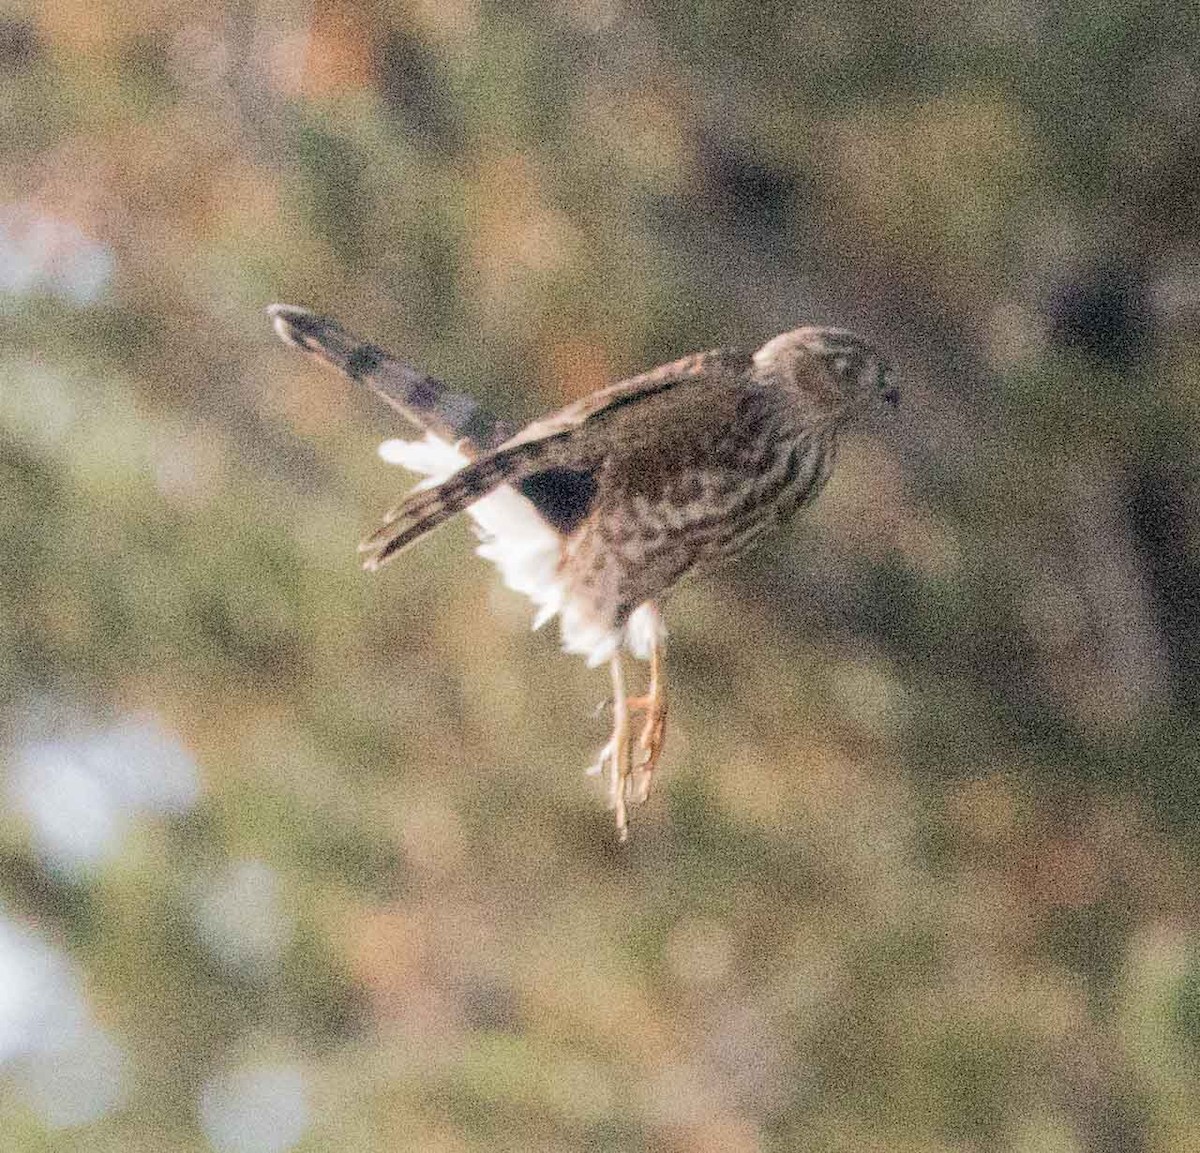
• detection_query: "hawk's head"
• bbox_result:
[753,326,899,412]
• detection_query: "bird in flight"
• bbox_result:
[268,305,898,838]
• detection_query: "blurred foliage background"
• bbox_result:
[1,1,1199,1150]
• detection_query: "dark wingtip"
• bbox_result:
[267,303,320,348]
[360,537,399,572]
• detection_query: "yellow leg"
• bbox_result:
[591,630,667,840]
[598,652,632,841]
[628,633,667,805]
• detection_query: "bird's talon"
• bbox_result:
[622,687,666,809]
[597,640,667,839]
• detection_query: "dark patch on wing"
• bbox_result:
[519,468,599,535]
[405,374,442,413]
[346,343,384,379]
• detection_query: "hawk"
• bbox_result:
[268,305,898,838]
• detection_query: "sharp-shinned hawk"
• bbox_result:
[269,305,898,838]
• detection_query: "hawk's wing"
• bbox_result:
[499,347,749,450]
[360,347,753,569]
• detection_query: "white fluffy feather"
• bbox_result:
[377,434,664,666]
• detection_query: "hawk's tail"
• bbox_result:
[267,304,510,451]
[359,436,573,569]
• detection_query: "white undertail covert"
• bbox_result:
[377,433,663,667]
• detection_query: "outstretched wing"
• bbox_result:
[360,346,752,569]
[359,433,580,568]
[267,304,514,452]
[500,346,747,450]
